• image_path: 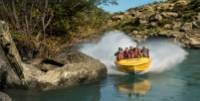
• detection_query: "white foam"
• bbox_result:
[79,31,188,74]
[141,39,188,73]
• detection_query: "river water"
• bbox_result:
[5,32,200,101]
[5,49,200,101]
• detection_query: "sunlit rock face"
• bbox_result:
[23,51,107,90]
[108,0,200,48]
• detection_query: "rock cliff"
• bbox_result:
[110,0,200,48]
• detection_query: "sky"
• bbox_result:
[98,0,163,13]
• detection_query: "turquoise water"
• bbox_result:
[5,49,200,101]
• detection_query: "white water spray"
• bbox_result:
[141,39,188,73]
[80,31,188,74]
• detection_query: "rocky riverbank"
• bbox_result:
[109,0,200,48]
[0,21,107,91]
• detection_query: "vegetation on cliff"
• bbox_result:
[0,0,113,59]
[110,0,200,48]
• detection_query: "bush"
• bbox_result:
[190,0,200,11]
[158,19,172,27]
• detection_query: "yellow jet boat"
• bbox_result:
[115,57,151,73]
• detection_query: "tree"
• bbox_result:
[0,0,115,43]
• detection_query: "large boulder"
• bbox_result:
[0,21,107,90]
[23,51,107,90]
[0,92,12,101]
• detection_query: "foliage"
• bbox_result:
[190,0,200,11]
[158,19,172,27]
[0,0,113,58]
[0,0,111,36]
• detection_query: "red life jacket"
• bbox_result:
[131,51,135,58]
[118,51,124,60]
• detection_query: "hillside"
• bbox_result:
[109,0,200,48]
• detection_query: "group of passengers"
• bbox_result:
[115,46,149,61]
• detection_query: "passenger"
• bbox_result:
[132,48,136,58]
[141,47,145,57]
[132,48,137,58]
[134,47,139,58]
[115,47,124,61]
[147,48,149,57]
[140,48,144,57]
[142,46,150,57]
[128,46,134,58]
[124,47,129,59]
[138,48,142,58]
[118,50,124,60]
[136,47,142,58]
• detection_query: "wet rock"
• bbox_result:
[0,92,12,101]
